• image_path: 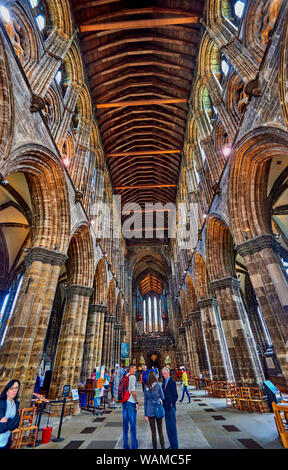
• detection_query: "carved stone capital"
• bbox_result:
[197,298,218,309]
[75,189,83,204]
[212,181,221,195]
[236,234,281,257]
[105,315,115,323]
[244,76,261,97]
[89,304,107,313]
[65,284,94,297]
[211,277,240,290]
[24,247,67,267]
[189,310,201,319]
[30,93,46,113]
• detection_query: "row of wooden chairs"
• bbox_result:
[225,384,265,413]
[201,379,266,413]
[11,407,38,449]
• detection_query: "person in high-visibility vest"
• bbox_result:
[178,366,191,403]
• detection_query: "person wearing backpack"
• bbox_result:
[119,364,139,449]
[144,371,165,449]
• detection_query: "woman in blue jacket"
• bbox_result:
[0,379,21,449]
[144,371,165,449]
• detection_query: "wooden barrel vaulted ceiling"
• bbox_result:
[70,0,205,244]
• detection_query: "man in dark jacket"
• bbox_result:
[141,365,149,392]
[162,367,178,449]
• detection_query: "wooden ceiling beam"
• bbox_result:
[90,69,191,89]
[96,98,187,108]
[74,0,120,10]
[115,184,176,190]
[80,16,200,32]
[107,149,181,157]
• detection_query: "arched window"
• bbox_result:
[29,0,48,39]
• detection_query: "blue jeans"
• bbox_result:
[122,401,138,449]
[180,385,191,402]
[165,406,178,449]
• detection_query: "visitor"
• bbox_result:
[110,368,115,404]
[179,366,191,403]
[0,380,21,449]
[162,367,178,449]
[122,364,139,449]
[141,365,149,392]
[144,371,165,449]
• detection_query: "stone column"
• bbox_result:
[189,310,211,377]
[50,284,93,398]
[114,323,122,365]
[211,277,264,386]
[54,82,82,147]
[95,305,106,367]
[184,318,200,375]
[0,247,67,405]
[83,303,106,379]
[236,235,288,384]
[197,298,234,381]
[102,315,115,369]
[27,29,73,110]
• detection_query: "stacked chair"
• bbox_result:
[11,407,38,449]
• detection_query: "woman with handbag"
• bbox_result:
[144,371,165,449]
[0,380,21,449]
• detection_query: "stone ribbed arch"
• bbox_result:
[228,127,288,244]
[0,145,70,404]
[2,144,70,251]
[205,0,223,26]
[198,31,220,77]
[206,216,235,281]
[279,4,288,129]
[64,40,85,86]
[0,34,14,164]
[206,216,264,385]
[193,253,210,300]
[93,257,108,305]
[66,224,94,287]
[228,126,288,383]
[241,0,281,64]
[46,0,73,37]
[10,2,41,72]
[186,274,198,311]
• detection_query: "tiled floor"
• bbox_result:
[35,383,284,450]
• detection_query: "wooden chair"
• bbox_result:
[249,387,265,413]
[11,407,38,449]
[272,402,288,448]
[238,387,251,412]
[225,383,237,407]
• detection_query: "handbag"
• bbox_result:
[154,402,165,419]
